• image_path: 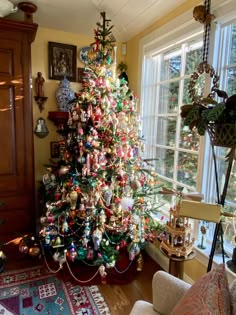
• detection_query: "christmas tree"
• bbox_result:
[39,12,163,278]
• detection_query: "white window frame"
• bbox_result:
[139,0,236,278]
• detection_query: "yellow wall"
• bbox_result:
[31,27,123,187]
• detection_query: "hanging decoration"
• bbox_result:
[193,1,215,63]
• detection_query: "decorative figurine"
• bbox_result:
[198,224,207,249]
[160,203,195,257]
[56,76,75,112]
[34,117,49,138]
[34,72,48,112]
[35,72,45,97]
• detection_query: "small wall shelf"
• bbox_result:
[34,96,48,112]
[48,111,69,130]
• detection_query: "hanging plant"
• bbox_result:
[180,63,236,146]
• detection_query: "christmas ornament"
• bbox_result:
[56,76,75,112]
[19,239,29,254]
[98,265,107,284]
[67,190,78,209]
[136,253,144,271]
[92,227,103,250]
[120,196,134,211]
[67,243,77,261]
[29,245,41,257]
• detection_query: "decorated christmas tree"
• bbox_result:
[39,12,163,278]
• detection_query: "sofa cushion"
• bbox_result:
[170,264,231,315]
[129,300,159,315]
[229,278,236,315]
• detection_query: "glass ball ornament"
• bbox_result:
[29,244,41,257]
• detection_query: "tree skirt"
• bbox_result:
[44,249,140,286]
[0,266,110,315]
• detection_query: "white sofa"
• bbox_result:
[129,270,236,315]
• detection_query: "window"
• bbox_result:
[141,35,203,218]
[202,21,236,255]
[140,3,236,262]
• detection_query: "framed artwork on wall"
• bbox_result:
[48,42,77,82]
[50,141,61,159]
[77,67,85,83]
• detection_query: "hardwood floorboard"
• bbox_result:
[2,241,162,315]
[98,252,162,315]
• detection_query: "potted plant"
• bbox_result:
[180,62,236,147]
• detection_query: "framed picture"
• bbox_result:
[50,141,61,159]
[48,42,77,82]
[77,67,85,83]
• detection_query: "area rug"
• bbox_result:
[0,266,110,315]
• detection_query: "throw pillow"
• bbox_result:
[229,279,236,315]
[170,264,231,315]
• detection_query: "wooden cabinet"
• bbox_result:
[0,18,38,243]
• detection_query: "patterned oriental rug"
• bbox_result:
[0,266,110,315]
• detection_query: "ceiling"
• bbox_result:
[9,0,188,42]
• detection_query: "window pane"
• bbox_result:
[217,158,236,204]
[156,117,177,147]
[159,82,179,113]
[185,45,203,75]
[161,52,181,80]
[155,147,174,179]
[226,67,236,96]
[179,125,200,151]
[229,23,236,64]
[183,78,191,105]
[222,216,236,245]
[177,151,198,187]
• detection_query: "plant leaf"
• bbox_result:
[180,104,195,118]
[206,104,225,122]
[196,120,207,136]
[183,106,201,129]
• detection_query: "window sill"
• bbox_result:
[194,244,236,283]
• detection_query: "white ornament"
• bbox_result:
[120,196,134,211]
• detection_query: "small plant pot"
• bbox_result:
[207,123,236,147]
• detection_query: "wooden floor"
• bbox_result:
[98,253,161,315]
[2,241,162,315]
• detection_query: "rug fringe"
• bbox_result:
[89,285,111,315]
